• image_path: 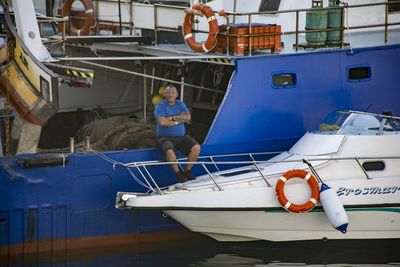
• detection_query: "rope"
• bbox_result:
[75,117,156,151]
[92,149,155,190]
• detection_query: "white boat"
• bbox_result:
[116,110,400,242]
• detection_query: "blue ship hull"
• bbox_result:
[1,43,400,255]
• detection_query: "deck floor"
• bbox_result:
[136,28,400,59]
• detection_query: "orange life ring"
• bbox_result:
[182,3,218,53]
[275,169,320,213]
[62,0,95,36]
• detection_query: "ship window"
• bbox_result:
[272,73,297,88]
[348,66,371,81]
[389,0,400,13]
[259,0,281,13]
[362,161,385,171]
[40,76,50,101]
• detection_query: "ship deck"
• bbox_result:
[60,28,400,65]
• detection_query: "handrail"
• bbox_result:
[123,153,400,194]
[218,1,400,16]
[127,156,400,168]
[249,153,271,187]
[216,0,400,54]
[53,0,400,57]
[125,151,282,167]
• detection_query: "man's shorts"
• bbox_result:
[157,135,199,155]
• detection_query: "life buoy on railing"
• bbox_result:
[182,3,218,53]
[62,0,95,36]
[275,169,320,213]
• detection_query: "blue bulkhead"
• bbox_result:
[205,44,400,146]
[0,149,179,252]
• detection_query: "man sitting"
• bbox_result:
[154,85,201,182]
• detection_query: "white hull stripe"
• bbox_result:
[202,43,209,52]
[184,33,193,40]
[284,202,291,210]
[279,176,287,183]
[85,9,94,14]
[309,198,317,204]
[207,16,216,22]
[304,173,311,181]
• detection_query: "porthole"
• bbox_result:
[362,161,385,171]
[272,73,297,88]
[348,66,371,81]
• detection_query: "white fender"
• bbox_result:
[320,183,349,233]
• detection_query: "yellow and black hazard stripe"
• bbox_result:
[206,58,232,65]
[66,69,94,79]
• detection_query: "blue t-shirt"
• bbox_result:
[154,100,189,137]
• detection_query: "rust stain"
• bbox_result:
[0,229,201,257]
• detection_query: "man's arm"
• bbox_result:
[157,116,179,127]
[172,112,191,123]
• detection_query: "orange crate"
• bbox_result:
[215,24,281,55]
[251,26,259,49]
[273,25,282,53]
[258,26,265,48]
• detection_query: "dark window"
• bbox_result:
[272,73,297,88]
[348,67,371,80]
[259,0,281,12]
[220,169,257,177]
[389,0,400,13]
[362,161,385,171]
[40,76,50,101]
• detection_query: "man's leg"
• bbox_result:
[165,149,179,173]
[159,138,180,174]
[185,144,201,172]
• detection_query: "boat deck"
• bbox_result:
[62,28,400,64]
[145,27,400,56]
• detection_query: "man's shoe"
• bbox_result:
[183,170,196,180]
[175,171,188,183]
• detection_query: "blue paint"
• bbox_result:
[1,44,400,251]
[320,183,331,193]
[336,223,348,233]
[205,44,400,145]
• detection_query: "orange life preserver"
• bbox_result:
[182,3,218,53]
[275,169,320,213]
[62,0,95,36]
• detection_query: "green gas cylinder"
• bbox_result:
[305,0,328,46]
[327,0,342,45]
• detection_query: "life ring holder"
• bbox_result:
[62,0,96,36]
[275,169,320,213]
[182,3,218,53]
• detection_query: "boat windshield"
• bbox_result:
[314,111,400,135]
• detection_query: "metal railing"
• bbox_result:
[125,151,280,194]
[214,0,400,55]
[51,0,400,55]
[122,152,400,195]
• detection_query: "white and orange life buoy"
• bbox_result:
[275,169,320,213]
[62,0,95,36]
[182,3,218,53]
